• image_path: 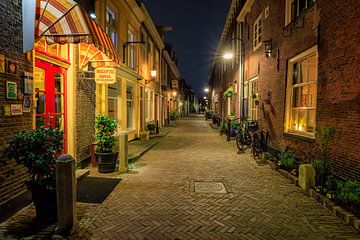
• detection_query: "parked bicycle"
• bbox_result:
[235,118,263,158]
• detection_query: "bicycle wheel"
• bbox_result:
[252,134,262,158]
[236,133,245,151]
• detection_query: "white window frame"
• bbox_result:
[126,84,134,130]
[284,45,318,138]
[285,0,316,26]
[105,6,118,50]
[127,26,136,70]
[248,76,259,121]
[253,14,262,51]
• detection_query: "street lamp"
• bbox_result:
[223,52,234,59]
[145,67,157,85]
[204,88,209,93]
[150,67,157,77]
[223,37,244,120]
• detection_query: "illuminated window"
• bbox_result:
[145,89,154,122]
[248,77,259,121]
[108,83,118,120]
[285,0,316,25]
[126,85,134,129]
[127,26,136,70]
[285,46,317,137]
[253,14,262,51]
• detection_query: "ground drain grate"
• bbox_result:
[194,181,227,193]
[188,178,232,194]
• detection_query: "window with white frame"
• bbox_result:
[106,6,118,49]
[155,49,159,81]
[285,46,317,137]
[108,82,119,121]
[148,39,153,73]
[127,26,136,70]
[140,30,147,72]
[150,90,154,121]
[285,0,316,25]
[145,89,154,122]
[248,77,259,120]
[243,82,249,117]
[126,85,134,129]
[253,14,262,51]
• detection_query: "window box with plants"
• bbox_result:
[94,114,119,174]
[5,128,63,220]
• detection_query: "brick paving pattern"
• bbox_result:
[71,115,360,240]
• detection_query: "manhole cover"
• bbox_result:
[194,181,227,194]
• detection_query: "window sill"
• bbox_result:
[283,132,315,142]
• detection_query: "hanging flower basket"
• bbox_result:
[223,86,234,97]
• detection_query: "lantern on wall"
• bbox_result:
[263,39,272,58]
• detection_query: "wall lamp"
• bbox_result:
[145,67,157,84]
[263,39,273,58]
[122,41,144,63]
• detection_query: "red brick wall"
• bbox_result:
[316,0,360,180]
[242,0,360,181]
[0,1,33,205]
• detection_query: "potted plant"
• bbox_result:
[229,119,237,138]
[147,123,156,135]
[169,112,176,127]
[4,128,63,220]
[94,114,119,173]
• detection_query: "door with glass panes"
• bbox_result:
[34,59,67,152]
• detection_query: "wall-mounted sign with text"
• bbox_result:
[95,67,116,84]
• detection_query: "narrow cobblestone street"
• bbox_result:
[72,115,359,240]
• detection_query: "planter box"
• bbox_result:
[139,131,150,141]
[307,188,360,232]
[270,165,360,232]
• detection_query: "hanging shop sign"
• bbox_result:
[94,67,116,84]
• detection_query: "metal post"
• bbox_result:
[119,132,128,173]
[56,154,77,235]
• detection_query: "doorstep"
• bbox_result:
[76,169,90,182]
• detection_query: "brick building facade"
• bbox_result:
[0,0,33,210]
[209,0,360,181]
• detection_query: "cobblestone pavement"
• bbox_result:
[71,115,360,240]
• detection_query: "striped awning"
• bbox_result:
[35,0,119,68]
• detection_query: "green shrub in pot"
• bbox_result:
[4,128,63,219]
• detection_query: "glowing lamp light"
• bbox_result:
[150,67,157,78]
[90,13,96,19]
[204,88,209,93]
[223,52,234,59]
[172,91,177,97]
[179,102,183,106]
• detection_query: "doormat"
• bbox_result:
[76,177,121,203]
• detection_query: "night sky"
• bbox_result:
[145,0,231,97]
